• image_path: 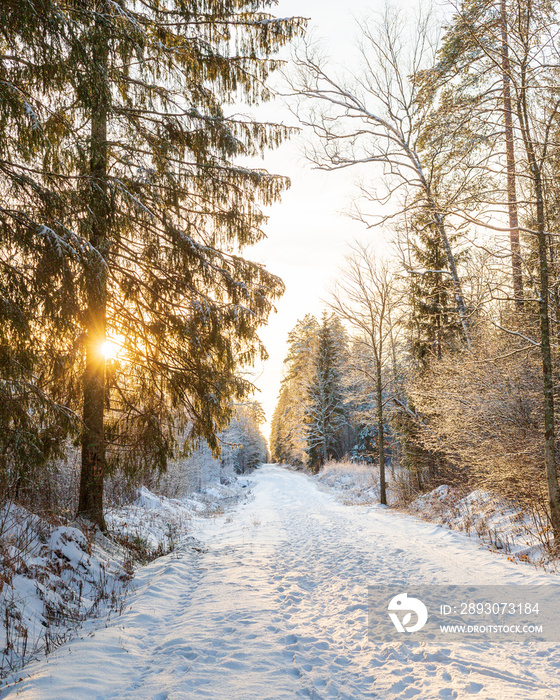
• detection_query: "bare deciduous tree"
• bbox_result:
[291,6,472,348]
[329,243,404,505]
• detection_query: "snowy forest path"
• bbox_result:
[3,464,560,699]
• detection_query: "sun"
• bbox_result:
[100,335,124,360]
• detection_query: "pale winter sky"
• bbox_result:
[248,0,406,435]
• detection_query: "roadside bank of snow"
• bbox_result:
[408,485,556,569]
[0,475,252,680]
[313,460,557,571]
[106,477,250,553]
[0,503,131,679]
[315,460,386,505]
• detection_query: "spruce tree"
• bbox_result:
[408,216,465,367]
[305,313,347,472]
[0,1,80,497]
[1,1,305,528]
[270,314,319,465]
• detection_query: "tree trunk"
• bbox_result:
[321,414,328,470]
[77,8,110,531]
[535,208,560,546]
[376,357,387,505]
[432,210,472,350]
[517,67,560,546]
[501,0,524,309]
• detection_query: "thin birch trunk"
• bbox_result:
[376,356,387,505]
[501,0,524,308]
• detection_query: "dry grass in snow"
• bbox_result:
[315,460,388,505]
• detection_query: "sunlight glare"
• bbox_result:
[100,336,123,360]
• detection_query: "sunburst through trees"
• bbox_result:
[0,1,305,529]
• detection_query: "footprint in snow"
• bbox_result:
[464,681,484,694]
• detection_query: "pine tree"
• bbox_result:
[0,1,81,498]
[1,1,305,528]
[305,313,348,473]
[270,314,319,465]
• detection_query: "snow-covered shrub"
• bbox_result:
[0,503,130,678]
[409,485,557,567]
[316,460,386,504]
[408,332,551,521]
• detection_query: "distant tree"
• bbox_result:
[305,313,348,472]
[269,391,292,464]
[329,245,404,504]
[270,315,319,465]
[222,402,268,475]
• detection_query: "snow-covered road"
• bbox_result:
[3,465,560,699]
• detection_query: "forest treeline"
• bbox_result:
[271,0,560,550]
[0,1,304,529]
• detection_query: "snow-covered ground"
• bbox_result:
[3,464,560,699]
[408,485,556,566]
[315,461,557,569]
[0,503,132,680]
[105,479,250,551]
[0,479,249,680]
